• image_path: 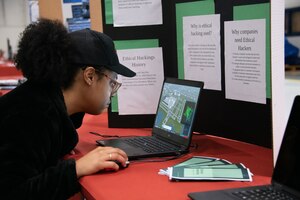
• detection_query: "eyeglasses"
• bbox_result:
[82,67,122,95]
[99,72,122,95]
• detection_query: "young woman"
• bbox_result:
[0,19,135,200]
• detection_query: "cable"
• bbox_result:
[129,153,187,163]
[89,131,140,138]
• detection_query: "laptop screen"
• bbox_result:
[153,78,203,146]
[272,96,300,193]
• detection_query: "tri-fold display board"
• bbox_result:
[101,0,272,148]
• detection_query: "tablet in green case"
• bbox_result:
[170,163,252,181]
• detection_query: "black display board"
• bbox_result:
[102,0,272,148]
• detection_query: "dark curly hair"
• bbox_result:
[14,18,80,89]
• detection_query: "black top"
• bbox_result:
[0,81,82,200]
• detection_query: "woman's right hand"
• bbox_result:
[75,146,128,178]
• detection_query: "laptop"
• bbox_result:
[188,95,300,200]
[96,77,204,160]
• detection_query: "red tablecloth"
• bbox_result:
[0,65,23,96]
[74,112,273,200]
[0,63,21,76]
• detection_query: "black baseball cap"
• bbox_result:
[68,29,135,77]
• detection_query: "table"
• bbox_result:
[0,65,23,96]
[74,112,273,200]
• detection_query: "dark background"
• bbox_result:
[102,0,272,148]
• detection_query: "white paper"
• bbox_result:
[29,1,39,23]
[112,0,162,27]
[159,156,252,182]
[117,47,164,115]
[225,19,266,104]
[183,14,221,91]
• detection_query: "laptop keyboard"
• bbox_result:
[232,187,297,200]
[123,137,179,153]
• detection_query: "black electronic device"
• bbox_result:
[188,96,300,200]
[97,77,204,160]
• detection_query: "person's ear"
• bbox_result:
[83,66,96,85]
